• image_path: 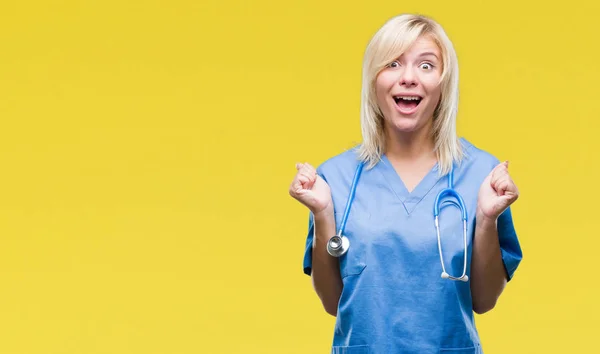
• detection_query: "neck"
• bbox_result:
[384,124,436,163]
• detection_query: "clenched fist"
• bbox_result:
[289,163,333,216]
[477,161,519,220]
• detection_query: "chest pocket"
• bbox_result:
[335,212,369,278]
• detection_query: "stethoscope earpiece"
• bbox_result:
[327,235,350,257]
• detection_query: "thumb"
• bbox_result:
[498,192,518,208]
[489,160,508,176]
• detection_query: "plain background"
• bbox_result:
[1,0,599,353]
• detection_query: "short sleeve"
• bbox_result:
[497,206,523,281]
[302,211,315,276]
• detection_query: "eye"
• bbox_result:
[387,60,400,68]
[420,62,434,70]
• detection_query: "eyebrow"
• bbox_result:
[418,52,440,60]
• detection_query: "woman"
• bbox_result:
[288,13,523,353]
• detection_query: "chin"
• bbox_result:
[389,117,422,133]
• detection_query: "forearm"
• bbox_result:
[470,213,507,314]
[310,209,343,316]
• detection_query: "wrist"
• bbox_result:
[476,210,498,230]
[313,205,334,222]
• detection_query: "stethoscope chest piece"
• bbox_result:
[325,160,470,282]
[327,235,350,257]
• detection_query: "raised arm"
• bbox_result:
[470,161,519,314]
[290,162,343,316]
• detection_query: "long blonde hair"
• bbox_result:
[356,14,464,175]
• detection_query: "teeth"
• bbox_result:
[394,96,421,100]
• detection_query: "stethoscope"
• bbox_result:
[326,161,469,282]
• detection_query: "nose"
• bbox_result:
[399,66,418,87]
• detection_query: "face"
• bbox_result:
[375,35,443,135]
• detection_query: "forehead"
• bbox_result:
[401,36,441,58]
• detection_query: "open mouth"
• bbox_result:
[393,95,422,111]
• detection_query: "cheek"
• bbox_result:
[374,81,389,108]
[423,80,442,106]
[375,73,395,105]
[429,88,442,106]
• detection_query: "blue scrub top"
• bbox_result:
[302,138,523,354]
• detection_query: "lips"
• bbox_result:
[393,95,422,114]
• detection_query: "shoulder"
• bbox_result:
[315,145,362,182]
[459,137,502,172]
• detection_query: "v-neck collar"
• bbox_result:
[377,154,443,215]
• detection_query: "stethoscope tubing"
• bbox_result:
[326,160,469,282]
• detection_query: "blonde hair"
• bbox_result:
[356,14,464,176]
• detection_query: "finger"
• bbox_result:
[496,179,509,196]
[492,174,512,194]
[293,174,311,193]
[300,163,317,179]
[491,169,508,185]
[298,170,316,189]
[502,178,519,196]
[490,161,509,176]
[490,174,504,195]
[499,183,519,203]
[289,176,303,197]
[298,174,314,188]
[496,176,519,199]
[490,162,508,187]
[290,174,304,191]
[300,163,316,176]
[299,165,316,179]
[304,162,316,174]
[296,162,303,170]
[492,160,506,171]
